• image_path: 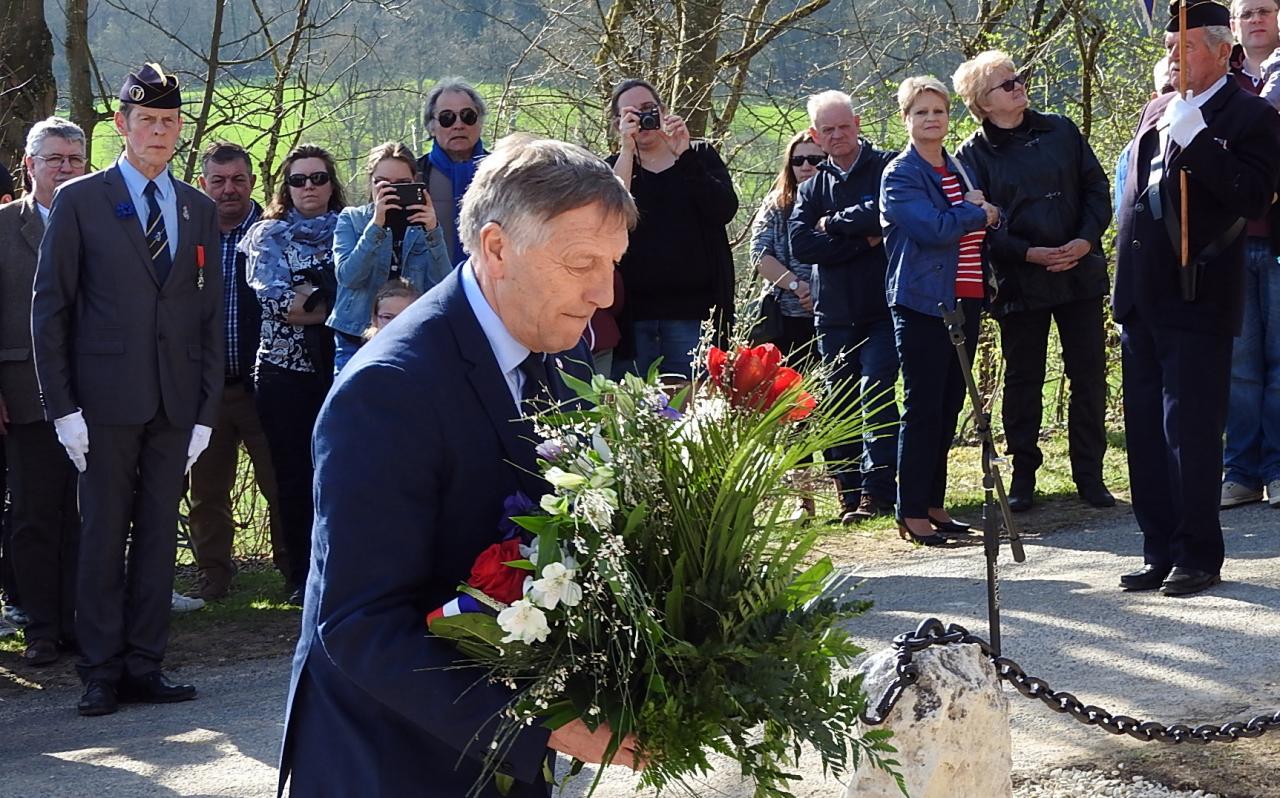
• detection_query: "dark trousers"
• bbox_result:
[189,380,286,588]
[0,442,15,605]
[817,319,900,507]
[998,297,1108,489]
[893,301,980,519]
[255,366,327,589]
[775,314,818,369]
[8,421,80,644]
[1121,315,1232,573]
[77,412,188,682]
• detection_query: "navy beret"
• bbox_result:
[119,63,182,109]
[1166,0,1231,31]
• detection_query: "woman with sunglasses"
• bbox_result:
[242,144,347,604]
[607,77,739,381]
[953,51,1114,513]
[416,79,489,267]
[329,141,451,374]
[881,76,1001,547]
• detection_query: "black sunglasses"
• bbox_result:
[987,73,1028,95]
[789,154,824,167]
[435,108,479,128]
[286,171,331,188]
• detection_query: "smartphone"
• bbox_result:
[384,182,427,233]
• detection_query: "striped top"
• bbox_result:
[934,166,986,299]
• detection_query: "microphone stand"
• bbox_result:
[940,303,1025,655]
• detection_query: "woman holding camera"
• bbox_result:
[608,78,739,380]
[329,141,451,374]
[881,76,1000,547]
[243,144,346,603]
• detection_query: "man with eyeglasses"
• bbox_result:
[1219,0,1280,509]
[416,77,489,266]
[31,64,224,715]
[0,117,88,668]
[789,90,900,526]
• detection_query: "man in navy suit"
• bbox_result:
[1115,0,1280,596]
[278,135,641,796]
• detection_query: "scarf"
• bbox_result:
[239,207,339,264]
[428,138,486,265]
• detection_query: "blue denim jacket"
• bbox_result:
[327,203,452,335]
[881,146,990,318]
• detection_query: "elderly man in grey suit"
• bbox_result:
[0,117,88,668]
[32,64,224,716]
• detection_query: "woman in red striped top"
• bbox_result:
[881,76,1001,546]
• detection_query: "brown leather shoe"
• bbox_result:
[22,638,59,667]
[188,572,230,602]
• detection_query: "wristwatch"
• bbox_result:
[786,279,800,292]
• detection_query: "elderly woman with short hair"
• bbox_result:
[953,50,1114,513]
[881,76,1000,547]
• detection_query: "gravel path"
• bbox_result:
[0,503,1275,797]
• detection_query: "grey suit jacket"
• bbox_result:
[0,196,50,424]
[31,164,224,428]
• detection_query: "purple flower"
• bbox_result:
[651,393,682,421]
[535,438,565,461]
[498,491,537,539]
[115,202,136,219]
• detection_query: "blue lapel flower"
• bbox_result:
[115,202,136,219]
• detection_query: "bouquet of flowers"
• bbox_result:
[428,341,901,797]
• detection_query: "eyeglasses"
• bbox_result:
[33,154,86,169]
[789,154,825,167]
[434,108,479,128]
[1236,7,1277,20]
[986,73,1028,95]
[285,171,331,188]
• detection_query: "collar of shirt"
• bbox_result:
[116,154,179,259]
[36,202,50,222]
[460,259,531,410]
[1189,75,1230,108]
[226,201,262,243]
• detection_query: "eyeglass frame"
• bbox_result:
[1235,7,1278,20]
[985,73,1028,96]
[434,108,479,128]
[31,153,87,170]
[285,171,332,188]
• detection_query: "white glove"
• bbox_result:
[186,424,213,474]
[1162,91,1207,149]
[54,410,89,473]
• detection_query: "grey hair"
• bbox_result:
[458,133,638,256]
[25,116,86,157]
[1201,24,1235,50]
[806,90,855,124]
[423,77,488,134]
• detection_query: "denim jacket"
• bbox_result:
[327,203,452,335]
[881,146,991,318]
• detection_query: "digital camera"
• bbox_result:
[637,108,662,130]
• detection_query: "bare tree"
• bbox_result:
[0,0,57,172]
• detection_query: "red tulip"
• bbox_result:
[731,344,782,394]
[762,366,802,410]
[786,391,817,422]
[708,346,728,383]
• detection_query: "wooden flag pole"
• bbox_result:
[1179,0,1191,280]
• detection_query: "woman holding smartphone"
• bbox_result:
[328,141,452,373]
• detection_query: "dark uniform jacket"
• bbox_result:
[1114,79,1280,337]
[0,196,51,424]
[789,140,897,327]
[956,110,1112,317]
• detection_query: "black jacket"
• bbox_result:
[1115,80,1280,336]
[955,110,1111,317]
[789,140,896,327]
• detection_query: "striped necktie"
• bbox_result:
[144,180,172,283]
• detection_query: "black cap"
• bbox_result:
[1166,0,1230,31]
[0,162,13,199]
[118,63,181,109]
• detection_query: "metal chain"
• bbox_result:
[861,618,1280,743]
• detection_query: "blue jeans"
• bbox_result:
[615,319,701,380]
[333,330,363,376]
[817,319,900,507]
[1224,237,1280,488]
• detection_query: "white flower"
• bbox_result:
[545,467,588,490]
[540,493,569,516]
[592,431,614,462]
[529,560,583,610]
[573,488,617,530]
[497,599,551,644]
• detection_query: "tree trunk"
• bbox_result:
[674,0,722,138]
[0,0,57,175]
[65,0,102,166]
[182,0,228,182]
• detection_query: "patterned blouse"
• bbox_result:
[749,195,815,318]
[243,210,339,373]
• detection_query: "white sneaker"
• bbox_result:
[1221,480,1264,508]
[170,591,205,613]
[1269,479,1280,508]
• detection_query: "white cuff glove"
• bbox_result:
[1162,91,1207,149]
[186,424,213,474]
[54,410,89,473]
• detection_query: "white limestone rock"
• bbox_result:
[845,642,1012,798]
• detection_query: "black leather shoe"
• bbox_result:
[78,680,118,716]
[928,514,972,535]
[1120,564,1171,591]
[1160,567,1221,597]
[118,671,197,704]
[1078,484,1116,508]
[1007,487,1034,513]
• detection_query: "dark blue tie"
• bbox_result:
[518,352,550,416]
[144,181,172,284]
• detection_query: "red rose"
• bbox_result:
[467,538,526,605]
